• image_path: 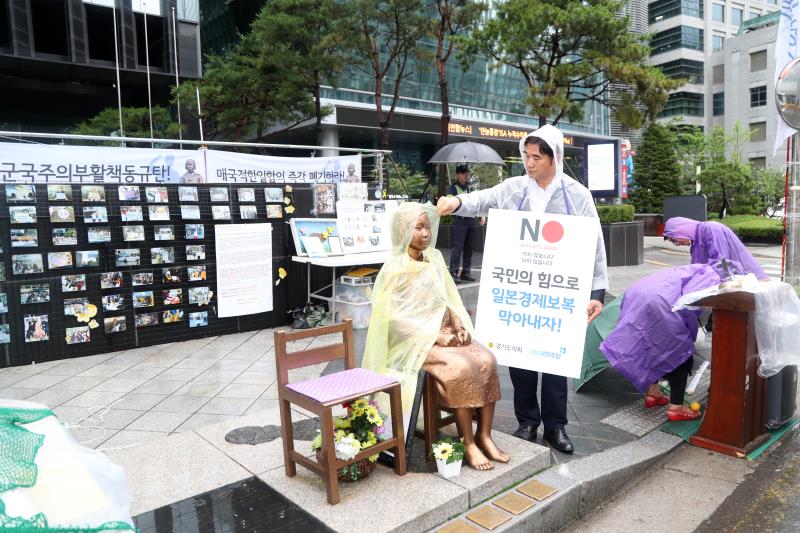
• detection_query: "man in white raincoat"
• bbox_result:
[437,124,608,453]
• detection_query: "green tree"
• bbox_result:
[386,162,430,199]
[627,122,681,213]
[73,107,182,144]
[753,168,786,217]
[669,122,706,195]
[699,162,760,218]
[458,0,680,128]
[341,0,428,150]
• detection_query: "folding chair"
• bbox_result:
[275,320,407,504]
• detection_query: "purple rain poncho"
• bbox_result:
[663,217,768,280]
[599,264,722,393]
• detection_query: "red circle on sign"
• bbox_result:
[542,221,564,243]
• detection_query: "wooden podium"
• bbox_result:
[690,291,769,457]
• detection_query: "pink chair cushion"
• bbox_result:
[286,368,397,404]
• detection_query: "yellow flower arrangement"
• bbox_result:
[432,437,465,464]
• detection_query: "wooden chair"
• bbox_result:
[275,320,407,505]
[413,370,457,460]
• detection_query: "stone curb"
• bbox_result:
[432,430,684,532]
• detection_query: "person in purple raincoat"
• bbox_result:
[663,217,768,280]
[599,262,735,421]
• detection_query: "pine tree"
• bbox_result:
[628,123,681,213]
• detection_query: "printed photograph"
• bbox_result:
[52,227,78,246]
[189,311,208,328]
[47,251,73,269]
[154,225,175,240]
[162,309,184,323]
[115,248,140,266]
[240,205,258,220]
[5,184,36,202]
[133,291,155,308]
[145,186,169,203]
[100,271,124,289]
[120,205,144,222]
[0,324,9,344]
[24,314,49,342]
[123,225,146,242]
[148,205,170,221]
[135,312,159,328]
[76,250,100,267]
[181,205,201,220]
[162,266,183,283]
[12,253,44,275]
[63,297,90,317]
[87,226,112,243]
[187,265,206,281]
[266,204,283,219]
[102,294,125,312]
[211,205,231,220]
[132,272,154,286]
[81,185,106,202]
[264,188,283,202]
[47,184,73,201]
[118,185,141,201]
[188,286,210,305]
[10,228,38,248]
[9,206,37,224]
[0,263,4,282]
[186,245,205,261]
[210,187,228,202]
[162,288,182,305]
[151,247,175,265]
[314,184,336,214]
[179,186,199,202]
[61,274,86,292]
[104,316,127,334]
[238,188,256,202]
[20,283,50,304]
[65,326,91,345]
[185,224,204,239]
[0,293,7,313]
[49,206,76,223]
[83,206,108,223]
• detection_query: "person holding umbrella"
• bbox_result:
[447,164,484,283]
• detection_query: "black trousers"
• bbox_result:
[665,356,694,405]
[449,219,475,277]
[509,367,568,431]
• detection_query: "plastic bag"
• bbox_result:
[755,282,800,377]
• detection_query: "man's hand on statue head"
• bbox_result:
[587,299,603,323]
[437,196,460,216]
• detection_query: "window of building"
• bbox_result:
[648,0,704,24]
[657,59,705,83]
[750,86,767,107]
[731,7,743,26]
[713,35,724,52]
[31,0,69,58]
[751,50,767,72]
[767,0,777,5]
[0,1,10,52]
[713,3,725,22]
[750,157,767,169]
[135,12,166,69]
[749,10,761,20]
[750,122,767,142]
[713,92,724,115]
[713,65,724,84]
[658,92,705,117]
[651,26,704,56]
[86,4,115,62]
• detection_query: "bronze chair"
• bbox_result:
[415,370,457,460]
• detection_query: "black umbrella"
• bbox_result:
[427,141,505,165]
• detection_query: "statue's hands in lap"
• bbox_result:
[435,328,471,347]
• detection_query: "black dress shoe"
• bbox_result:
[512,424,538,442]
[460,274,477,282]
[543,427,574,454]
[452,276,462,284]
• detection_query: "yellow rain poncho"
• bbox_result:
[362,203,474,413]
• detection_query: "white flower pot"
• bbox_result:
[436,458,462,478]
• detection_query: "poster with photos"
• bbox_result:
[123,225,146,241]
[188,265,206,281]
[149,205,170,221]
[186,245,205,261]
[47,251,73,269]
[0,293,7,313]
[87,227,111,243]
[151,247,175,264]
[189,311,208,327]
[11,229,38,247]
[49,206,75,223]
[181,205,201,219]
[314,184,336,215]
[154,225,175,240]
[266,205,283,219]
[238,188,256,202]
[289,219,342,256]
[76,250,100,267]
[145,186,169,203]
[335,200,397,254]
[240,205,258,220]
[9,206,37,224]
[186,224,204,239]
[24,314,49,342]
[162,266,183,283]
[133,291,154,308]
[212,206,231,220]
[163,309,184,323]
[100,271,124,289]
[118,185,140,201]
[210,187,228,202]
[115,249,140,266]
[337,182,368,202]
[47,185,73,201]
[64,297,90,317]
[179,186,199,202]
[6,184,36,202]
[104,316,126,334]
[163,289,182,305]
[120,206,143,222]
[52,228,77,246]
[264,188,283,202]
[12,254,44,274]
[0,325,10,344]
[135,312,159,327]
[66,326,90,345]
[83,206,108,223]
[62,274,86,292]
[101,294,125,312]
[132,272,154,286]
[21,284,50,304]
[188,286,211,305]
[81,185,105,202]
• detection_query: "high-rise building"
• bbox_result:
[0,0,202,133]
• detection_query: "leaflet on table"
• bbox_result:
[335,200,398,254]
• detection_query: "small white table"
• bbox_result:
[291,251,391,316]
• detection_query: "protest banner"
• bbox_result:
[205,150,361,183]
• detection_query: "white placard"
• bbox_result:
[475,209,597,378]
[215,224,273,317]
[206,150,361,183]
[336,200,397,254]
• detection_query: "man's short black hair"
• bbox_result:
[523,136,554,160]
[455,164,469,174]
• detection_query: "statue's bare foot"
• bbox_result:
[464,442,494,471]
[477,434,510,463]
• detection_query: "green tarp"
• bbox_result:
[574,295,622,391]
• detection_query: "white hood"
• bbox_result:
[518,124,564,178]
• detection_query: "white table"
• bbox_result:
[292,251,391,316]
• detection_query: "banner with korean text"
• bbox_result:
[205,150,361,184]
[474,209,597,378]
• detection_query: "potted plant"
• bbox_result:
[311,397,387,482]
[432,437,465,478]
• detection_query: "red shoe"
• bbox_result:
[644,394,670,408]
[667,408,701,422]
